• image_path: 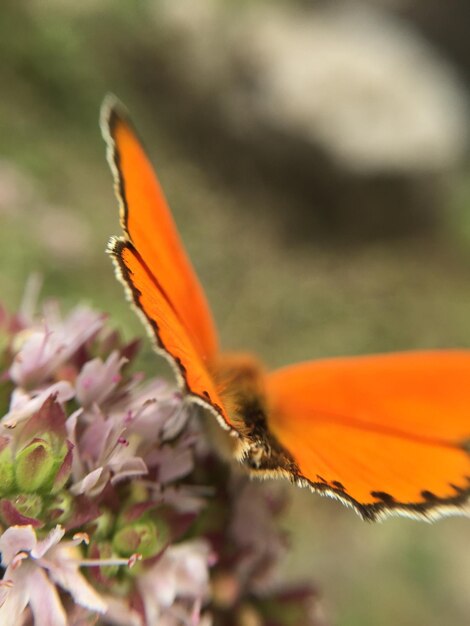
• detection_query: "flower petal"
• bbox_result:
[0,562,32,622]
[137,539,212,624]
[76,352,127,408]
[70,467,105,496]
[109,457,148,485]
[10,306,104,387]
[0,525,36,565]
[2,382,74,428]
[28,567,67,626]
[46,544,108,614]
[31,525,65,559]
[154,444,193,484]
[100,595,142,626]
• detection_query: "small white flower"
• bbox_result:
[2,381,74,429]
[69,407,148,497]
[0,525,107,625]
[101,540,214,626]
[76,352,127,408]
[137,540,214,626]
[10,306,104,387]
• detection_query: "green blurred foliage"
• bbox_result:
[1,2,470,625]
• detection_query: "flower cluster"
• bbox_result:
[0,296,325,626]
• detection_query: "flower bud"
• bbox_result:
[92,508,114,540]
[128,481,150,504]
[113,518,169,559]
[51,442,73,494]
[0,443,15,496]
[48,490,74,523]
[11,493,43,520]
[15,438,56,492]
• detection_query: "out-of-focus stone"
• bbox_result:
[158,1,468,174]
[239,6,468,174]
[378,0,470,89]
[135,1,470,239]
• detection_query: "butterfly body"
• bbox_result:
[102,95,470,522]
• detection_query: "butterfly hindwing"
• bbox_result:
[265,351,470,520]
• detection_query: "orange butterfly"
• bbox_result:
[101,96,470,522]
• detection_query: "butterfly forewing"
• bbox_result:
[102,97,233,430]
[101,98,218,363]
[108,239,233,430]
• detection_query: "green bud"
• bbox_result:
[15,439,56,492]
[128,481,149,504]
[50,443,72,495]
[45,434,69,461]
[113,518,169,559]
[0,445,15,496]
[48,490,74,524]
[92,508,114,540]
[12,493,43,520]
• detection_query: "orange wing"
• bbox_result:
[108,239,233,430]
[101,95,218,363]
[266,351,470,520]
[102,96,232,429]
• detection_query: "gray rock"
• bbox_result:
[140,1,470,239]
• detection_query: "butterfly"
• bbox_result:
[101,95,470,522]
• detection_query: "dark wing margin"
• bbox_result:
[107,236,235,433]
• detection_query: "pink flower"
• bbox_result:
[76,352,127,408]
[10,305,104,388]
[104,539,215,626]
[0,294,324,626]
[0,525,107,625]
[2,381,74,428]
[68,408,147,498]
[111,380,189,444]
[228,478,287,593]
[68,374,195,500]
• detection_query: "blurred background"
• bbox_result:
[1,0,470,624]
